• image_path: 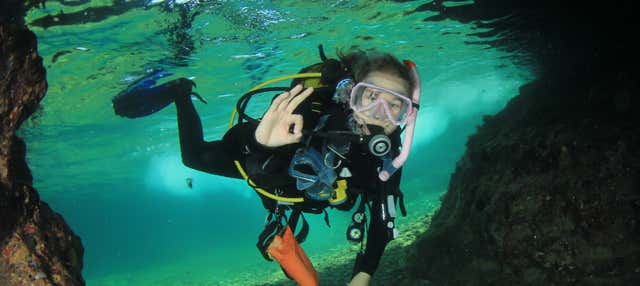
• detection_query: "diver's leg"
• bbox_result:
[175,92,205,163]
[175,94,243,179]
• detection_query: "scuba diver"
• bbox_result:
[112,45,421,286]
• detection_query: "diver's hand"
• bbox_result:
[348,272,371,286]
[255,84,314,147]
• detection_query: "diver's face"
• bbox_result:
[353,71,410,135]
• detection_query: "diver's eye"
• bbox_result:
[390,101,402,112]
[366,91,376,100]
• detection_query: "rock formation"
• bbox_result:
[408,1,639,285]
[1,1,84,285]
[409,71,639,285]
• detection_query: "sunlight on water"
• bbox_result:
[144,154,253,198]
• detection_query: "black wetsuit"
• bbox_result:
[174,85,403,276]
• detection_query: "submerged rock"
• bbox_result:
[0,2,85,285]
[408,72,639,285]
[405,0,639,285]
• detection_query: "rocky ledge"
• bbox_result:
[406,1,639,285]
[409,70,639,285]
[1,1,84,285]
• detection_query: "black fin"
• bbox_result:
[112,77,197,118]
[318,44,328,62]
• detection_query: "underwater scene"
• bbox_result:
[18,0,534,285]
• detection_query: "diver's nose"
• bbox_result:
[372,104,386,119]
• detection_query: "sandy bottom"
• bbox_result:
[87,191,442,286]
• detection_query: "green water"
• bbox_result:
[20,0,534,285]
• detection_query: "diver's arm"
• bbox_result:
[174,83,314,180]
[348,272,371,286]
[350,168,403,282]
[174,92,296,182]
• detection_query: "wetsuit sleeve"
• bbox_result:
[175,93,291,180]
[353,168,403,276]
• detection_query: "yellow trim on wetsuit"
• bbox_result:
[330,180,348,205]
[228,73,322,129]
[234,160,305,203]
[234,160,349,205]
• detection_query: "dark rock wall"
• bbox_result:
[408,1,639,285]
[1,1,84,285]
[409,73,639,285]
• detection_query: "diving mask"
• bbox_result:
[332,60,422,182]
[288,147,337,201]
[349,82,413,126]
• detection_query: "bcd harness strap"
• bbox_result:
[230,44,351,205]
[377,180,408,240]
[257,205,332,261]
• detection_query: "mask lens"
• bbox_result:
[350,83,411,124]
[293,164,315,176]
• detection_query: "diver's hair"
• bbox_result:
[337,48,415,95]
